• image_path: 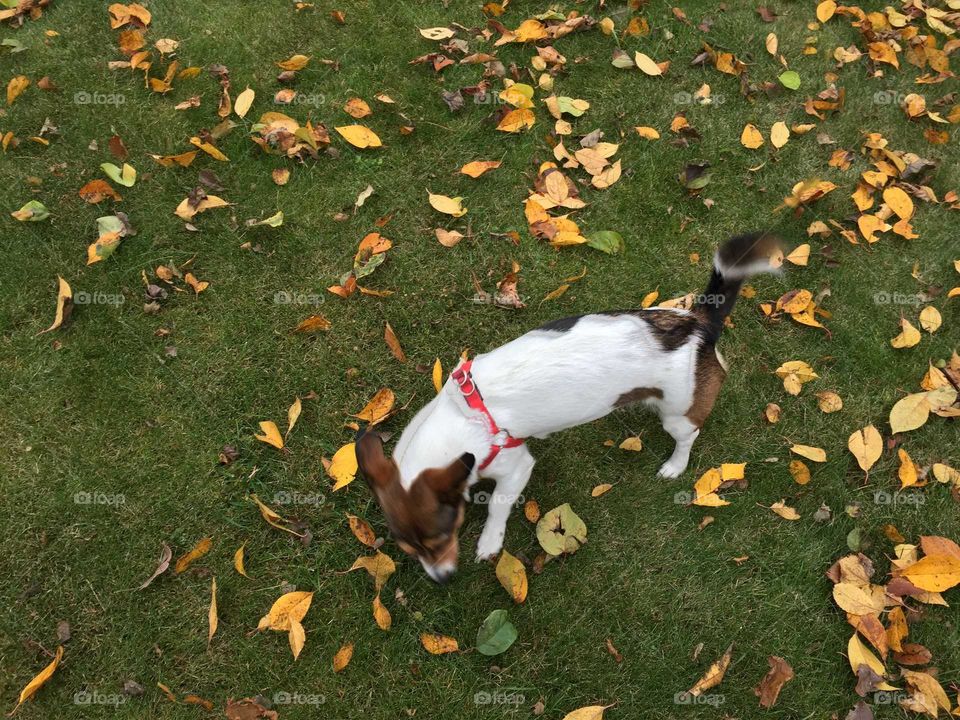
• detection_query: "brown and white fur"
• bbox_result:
[357,233,781,582]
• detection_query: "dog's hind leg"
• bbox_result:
[475,447,535,561]
[656,415,699,479]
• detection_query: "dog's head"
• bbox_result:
[356,430,474,584]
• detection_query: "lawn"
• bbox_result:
[1,0,959,719]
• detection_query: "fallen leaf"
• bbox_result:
[254,421,284,449]
[770,500,800,520]
[754,656,794,708]
[10,645,63,714]
[138,542,172,589]
[890,319,921,348]
[233,543,249,578]
[258,590,314,631]
[420,633,459,655]
[688,643,734,696]
[848,425,882,474]
[175,537,212,574]
[207,577,218,647]
[741,124,764,149]
[384,322,406,363]
[495,550,528,603]
[428,191,467,217]
[332,642,354,672]
[346,514,377,547]
[335,125,382,149]
[37,276,72,335]
[461,160,501,178]
[329,442,358,491]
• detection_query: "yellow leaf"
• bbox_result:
[37,276,72,335]
[592,483,613,497]
[175,537,212,574]
[847,633,893,684]
[789,460,811,485]
[188,137,229,161]
[233,543,249,578]
[901,554,960,592]
[770,500,800,520]
[847,425,883,473]
[694,467,723,498]
[765,32,778,56]
[833,582,885,615]
[332,642,354,671]
[495,550,528,603]
[343,97,372,118]
[784,243,809,266]
[11,645,63,713]
[889,392,932,433]
[208,577,218,647]
[816,0,837,22]
[289,619,306,659]
[692,492,730,507]
[250,493,305,537]
[258,590,314,631]
[918,306,941,333]
[329,442,359,491]
[384,322,407,363]
[902,669,952,715]
[346,513,377,547]
[770,121,790,149]
[883,186,914,220]
[432,358,443,393]
[428,191,467,217]
[7,75,29,105]
[285,397,302,440]
[634,126,660,140]
[932,463,959,486]
[890,318,921,348]
[496,107,535,133]
[353,388,396,424]
[634,52,663,76]
[349,551,396,592]
[276,54,310,71]
[335,125,382,149]
[254,420,284,449]
[460,160,501,178]
[815,391,843,413]
[420,633,459,654]
[688,644,734,696]
[740,123,764,149]
[562,706,612,720]
[619,436,642,451]
[234,87,255,118]
[790,444,826,462]
[857,214,890,243]
[641,288,659,307]
[372,593,391,630]
[898,448,918,489]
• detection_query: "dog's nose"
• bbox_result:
[422,559,456,584]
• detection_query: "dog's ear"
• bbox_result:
[422,453,475,504]
[356,430,397,489]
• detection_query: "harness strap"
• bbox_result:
[449,360,524,470]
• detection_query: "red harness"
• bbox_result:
[450,360,525,470]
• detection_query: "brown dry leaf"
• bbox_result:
[754,656,794,708]
[79,179,122,203]
[138,542,173,589]
[332,642,354,672]
[421,633,459,654]
[175,537,212,574]
[250,493,304,537]
[344,97,372,119]
[461,160,501,178]
[495,550,528,603]
[770,500,800,520]
[688,643,734,696]
[384,322,407,363]
[293,314,331,333]
[346,514,377,547]
[184,272,209,295]
[435,228,464,247]
[353,388,395,424]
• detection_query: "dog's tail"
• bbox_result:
[696,232,781,344]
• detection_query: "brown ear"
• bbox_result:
[356,430,397,489]
[422,453,475,504]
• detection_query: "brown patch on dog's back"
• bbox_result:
[686,343,727,427]
[634,310,699,351]
[615,386,664,407]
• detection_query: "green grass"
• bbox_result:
[1,1,959,719]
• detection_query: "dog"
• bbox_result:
[356,232,781,582]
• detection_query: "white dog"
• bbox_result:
[356,233,781,582]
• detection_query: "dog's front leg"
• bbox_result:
[475,448,535,561]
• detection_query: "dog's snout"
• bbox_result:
[421,558,456,584]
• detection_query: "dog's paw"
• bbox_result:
[475,530,504,562]
[656,459,687,479]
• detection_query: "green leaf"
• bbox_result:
[11,200,49,222]
[678,161,712,192]
[778,71,801,90]
[96,215,124,236]
[251,211,284,227]
[846,527,861,552]
[586,231,624,255]
[536,503,588,556]
[100,162,137,187]
[1,37,27,54]
[476,609,518,656]
[353,251,385,280]
[555,96,589,117]
[611,50,635,69]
